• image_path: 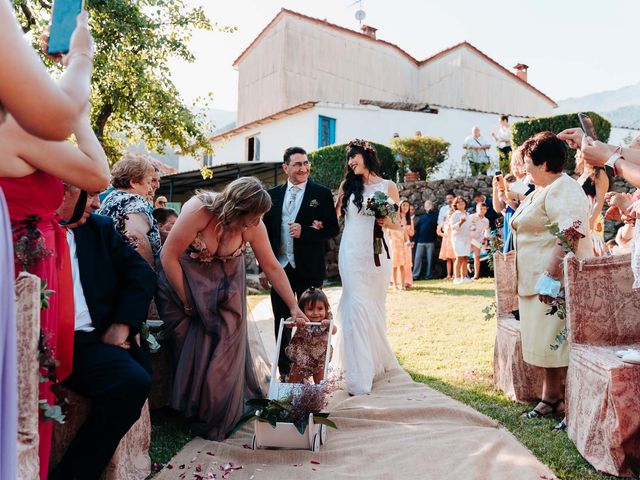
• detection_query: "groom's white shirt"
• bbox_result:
[277,180,307,268]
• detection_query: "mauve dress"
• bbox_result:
[0,188,17,480]
[156,238,264,440]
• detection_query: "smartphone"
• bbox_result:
[494,170,505,190]
[578,113,598,141]
[47,0,84,55]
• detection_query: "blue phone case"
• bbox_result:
[47,0,84,55]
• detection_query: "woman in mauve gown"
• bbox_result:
[157,177,308,440]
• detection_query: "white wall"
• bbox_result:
[609,126,640,147]
[210,108,317,165]
[315,103,525,178]
[211,102,524,179]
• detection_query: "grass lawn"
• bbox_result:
[150,285,615,479]
[387,278,615,480]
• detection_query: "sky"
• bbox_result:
[169,0,640,112]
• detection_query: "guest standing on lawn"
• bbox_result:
[390,198,414,290]
[450,197,471,284]
[437,207,456,280]
[413,200,438,280]
[510,132,591,420]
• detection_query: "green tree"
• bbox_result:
[12,0,228,164]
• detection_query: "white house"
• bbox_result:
[200,8,558,177]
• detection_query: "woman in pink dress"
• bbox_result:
[437,208,456,279]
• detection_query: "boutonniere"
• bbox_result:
[309,199,319,208]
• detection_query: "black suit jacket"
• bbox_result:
[263,179,339,280]
[72,213,157,337]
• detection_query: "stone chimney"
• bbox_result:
[361,25,377,39]
[513,63,529,83]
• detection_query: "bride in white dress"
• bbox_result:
[334,140,401,395]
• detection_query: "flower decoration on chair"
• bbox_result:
[545,220,584,350]
[12,214,52,272]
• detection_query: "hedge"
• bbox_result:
[511,112,611,171]
[308,141,398,190]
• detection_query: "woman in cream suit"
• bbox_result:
[510,132,592,419]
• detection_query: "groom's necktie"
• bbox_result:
[286,186,300,217]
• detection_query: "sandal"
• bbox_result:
[552,418,567,433]
[522,399,564,419]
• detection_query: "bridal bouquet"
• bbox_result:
[364,190,398,267]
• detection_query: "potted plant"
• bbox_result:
[232,382,338,452]
[391,135,450,182]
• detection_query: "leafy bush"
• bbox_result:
[391,136,450,180]
[308,141,398,190]
[511,112,611,171]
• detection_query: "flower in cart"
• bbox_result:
[230,374,342,435]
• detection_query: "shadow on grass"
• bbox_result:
[403,367,616,480]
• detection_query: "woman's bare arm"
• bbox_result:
[0,6,93,140]
[0,113,109,190]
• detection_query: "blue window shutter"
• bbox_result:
[318,116,337,148]
[329,117,336,145]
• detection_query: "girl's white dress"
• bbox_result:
[334,180,399,395]
[451,210,471,256]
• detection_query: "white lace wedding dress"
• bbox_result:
[334,179,400,395]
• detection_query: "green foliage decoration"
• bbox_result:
[391,135,450,180]
[308,141,398,190]
[511,112,611,171]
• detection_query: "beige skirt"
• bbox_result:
[518,295,569,368]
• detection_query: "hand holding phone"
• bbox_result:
[494,170,506,191]
[578,113,598,141]
[48,0,88,56]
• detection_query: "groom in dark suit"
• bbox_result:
[261,146,339,378]
[50,185,156,480]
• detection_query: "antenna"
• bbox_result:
[348,0,366,25]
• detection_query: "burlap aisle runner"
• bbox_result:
[155,292,556,480]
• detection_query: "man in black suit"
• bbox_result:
[260,147,339,378]
[50,185,156,480]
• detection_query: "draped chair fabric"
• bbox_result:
[565,253,640,477]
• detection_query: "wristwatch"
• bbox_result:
[605,148,623,177]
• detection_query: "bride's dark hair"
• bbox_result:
[341,140,381,216]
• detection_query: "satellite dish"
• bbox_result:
[355,9,366,22]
